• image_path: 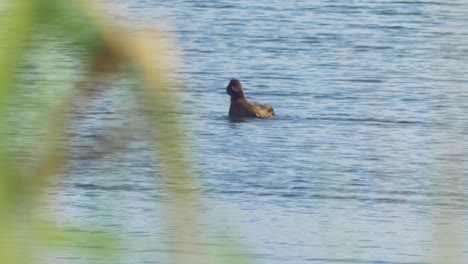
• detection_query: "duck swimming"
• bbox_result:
[226,79,275,118]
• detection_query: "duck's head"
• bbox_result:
[226,79,246,99]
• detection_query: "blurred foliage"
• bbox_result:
[1,1,121,263]
[0,0,250,263]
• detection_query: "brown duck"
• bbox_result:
[226,79,275,118]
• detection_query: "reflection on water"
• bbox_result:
[12,0,468,263]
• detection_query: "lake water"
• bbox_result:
[19,0,468,263]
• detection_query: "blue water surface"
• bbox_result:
[26,0,468,263]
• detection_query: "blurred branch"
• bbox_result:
[0,1,37,108]
[1,0,252,263]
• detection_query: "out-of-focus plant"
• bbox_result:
[0,1,121,263]
[0,0,250,263]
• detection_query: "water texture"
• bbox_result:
[30,0,468,263]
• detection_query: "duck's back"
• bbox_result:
[251,102,275,118]
[229,99,274,118]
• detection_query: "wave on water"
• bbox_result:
[73,183,153,192]
[209,113,424,126]
[309,117,422,125]
[272,115,424,125]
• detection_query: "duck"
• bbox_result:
[226,79,275,118]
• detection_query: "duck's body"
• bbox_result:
[226,79,274,118]
[229,99,274,118]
